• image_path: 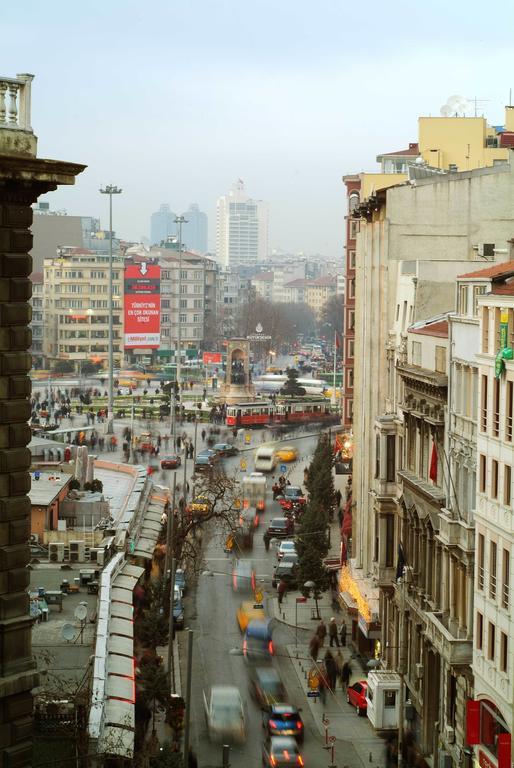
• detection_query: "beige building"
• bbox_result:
[43,248,123,370]
[281,275,337,317]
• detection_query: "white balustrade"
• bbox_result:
[0,73,34,132]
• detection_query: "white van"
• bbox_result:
[254,446,277,473]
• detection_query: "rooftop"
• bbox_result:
[458,260,514,280]
[377,142,419,159]
[29,471,72,506]
[252,271,274,282]
[409,314,449,338]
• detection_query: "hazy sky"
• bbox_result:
[4,0,514,257]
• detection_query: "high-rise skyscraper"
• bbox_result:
[182,203,208,253]
[216,180,268,269]
[150,203,177,245]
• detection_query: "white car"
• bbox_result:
[203,685,246,744]
[277,540,296,561]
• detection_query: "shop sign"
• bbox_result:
[203,352,222,364]
[124,261,161,349]
[358,613,381,640]
[479,750,496,768]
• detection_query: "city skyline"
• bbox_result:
[4,1,514,257]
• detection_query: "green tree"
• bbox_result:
[137,663,170,736]
[136,603,169,650]
[280,368,306,397]
[52,360,74,374]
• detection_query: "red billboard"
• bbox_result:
[203,352,222,364]
[124,262,161,349]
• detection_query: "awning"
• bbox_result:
[108,634,133,658]
[132,487,167,559]
[110,602,133,621]
[109,617,133,639]
[108,655,133,677]
[111,586,134,604]
[106,674,135,703]
[104,698,134,730]
[339,591,358,614]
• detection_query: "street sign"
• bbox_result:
[322,715,330,726]
[244,433,251,444]
[240,458,247,471]
[308,669,320,690]
[307,691,319,698]
[254,589,263,604]
[253,603,264,609]
[234,498,241,509]
[329,736,336,744]
[279,463,287,474]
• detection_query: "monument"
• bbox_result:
[220,338,255,404]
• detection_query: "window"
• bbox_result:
[501,632,508,672]
[502,548,510,609]
[459,285,468,315]
[490,541,497,599]
[375,435,380,479]
[161,299,170,309]
[348,339,355,358]
[481,374,488,432]
[180,299,188,309]
[479,454,486,493]
[349,250,356,269]
[492,460,499,499]
[505,465,512,506]
[412,341,421,366]
[473,285,486,317]
[506,381,513,441]
[384,690,396,708]
[478,533,485,590]
[347,369,354,388]
[482,306,490,353]
[493,377,500,437]
[477,611,483,650]
[385,515,395,567]
[386,434,396,482]
[161,314,169,323]
[180,269,188,279]
[435,346,446,373]
[488,622,496,661]
[348,279,355,298]
[349,220,360,239]
[348,310,355,329]
[348,193,360,213]
[180,285,187,294]
[179,313,187,323]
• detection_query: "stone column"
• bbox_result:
[0,151,84,766]
[466,562,474,639]
[449,554,457,621]
[441,548,449,612]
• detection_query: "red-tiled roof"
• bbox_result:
[284,278,308,288]
[309,275,337,287]
[30,271,44,283]
[252,271,274,282]
[458,260,514,279]
[410,321,449,338]
[378,143,419,157]
[491,283,514,296]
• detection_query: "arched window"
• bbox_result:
[348,193,360,213]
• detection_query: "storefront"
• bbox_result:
[339,564,381,660]
[467,699,511,768]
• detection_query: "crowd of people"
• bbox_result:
[308,617,352,703]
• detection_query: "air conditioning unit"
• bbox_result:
[444,725,455,744]
[30,533,39,545]
[478,243,495,258]
[49,542,65,563]
[96,549,105,567]
[415,663,424,679]
[69,540,86,562]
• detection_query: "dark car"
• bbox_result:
[160,454,181,470]
[264,704,304,743]
[266,517,294,539]
[213,442,239,457]
[271,561,298,589]
[243,619,274,665]
[278,487,306,512]
[194,454,215,472]
[248,667,287,710]
[262,736,304,767]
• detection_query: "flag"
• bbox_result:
[396,542,406,581]
[429,441,438,482]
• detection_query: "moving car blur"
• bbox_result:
[203,685,246,744]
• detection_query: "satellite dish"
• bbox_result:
[440,94,469,117]
[74,604,88,622]
[61,623,76,642]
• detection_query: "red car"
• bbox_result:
[347,680,368,715]
[161,454,182,470]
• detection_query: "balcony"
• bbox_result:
[397,468,446,506]
[424,610,472,665]
[437,508,475,551]
[0,73,37,157]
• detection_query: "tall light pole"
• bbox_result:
[99,184,122,434]
[174,215,188,388]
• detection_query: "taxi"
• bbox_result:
[236,600,265,632]
[275,445,299,463]
[187,495,211,518]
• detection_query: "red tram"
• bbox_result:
[226,398,333,428]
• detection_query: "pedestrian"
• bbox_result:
[341,660,351,690]
[201,429,206,442]
[277,579,287,606]
[309,633,320,661]
[318,665,327,704]
[324,650,337,692]
[316,618,327,647]
[335,649,344,687]
[328,617,340,647]
[339,620,347,647]
[263,531,270,552]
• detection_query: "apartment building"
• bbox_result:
[216,179,268,269]
[471,263,514,767]
[43,249,123,370]
[30,271,44,368]
[281,275,337,318]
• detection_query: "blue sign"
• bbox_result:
[307,691,320,698]
[280,464,287,474]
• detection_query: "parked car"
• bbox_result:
[203,685,246,744]
[173,586,184,630]
[347,680,368,715]
[264,704,304,743]
[266,518,294,539]
[174,568,186,596]
[262,736,304,767]
[248,666,287,710]
[212,442,239,457]
[277,541,296,561]
[272,561,299,589]
[160,454,181,469]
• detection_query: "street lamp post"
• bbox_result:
[99,184,122,434]
[174,215,188,388]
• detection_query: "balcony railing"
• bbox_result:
[478,566,485,591]
[0,74,33,132]
[502,583,509,610]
